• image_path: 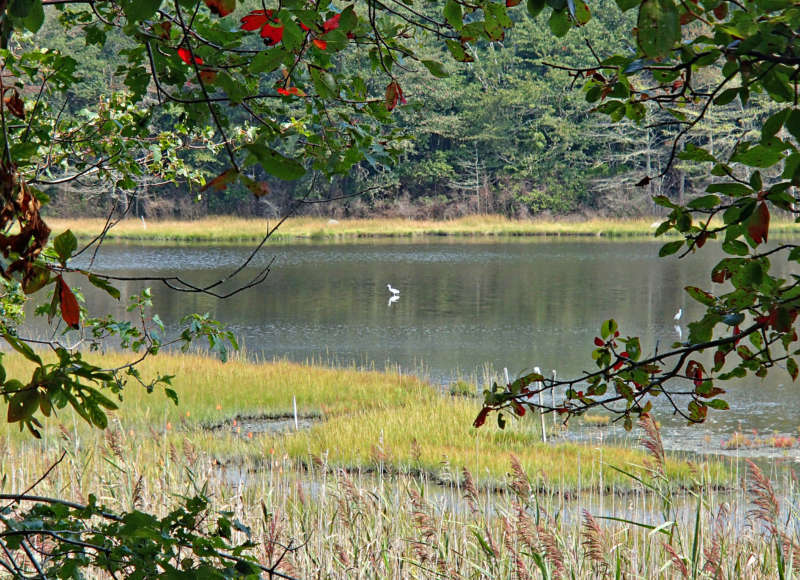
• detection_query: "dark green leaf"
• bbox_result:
[53,230,78,265]
[685,286,716,306]
[527,0,547,17]
[637,0,679,58]
[444,0,463,29]
[659,240,683,256]
[422,60,449,78]
[245,145,306,180]
[88,275,121,300]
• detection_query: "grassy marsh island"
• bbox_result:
[6,352,795,577]
[46,214,800,242]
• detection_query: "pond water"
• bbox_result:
[62,238,800,457]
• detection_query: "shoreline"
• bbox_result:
[42,215,795,242]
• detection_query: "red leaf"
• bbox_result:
[299,21,311,31]
[246,181,270,198]
[260,23,284,45]
[57,275,80,329]
[202,168,238,192]
[385,81,405,111]
[686,360,704,387]
[323,13,340,32]
[240,8,283,44]
[312,38,327,50]
[506,0,522,5]
[198,68,218,83]
[513,401,526,416]
[241,9,270,31]
[203,0,236,17]
[594,337,604,347]
[177,47,204,65]
[277,86,303,96]
[748,201,770,245]
[714,350,726,369]
[696,230,708,248]
[3,90,24,120]
[473,407,489,428]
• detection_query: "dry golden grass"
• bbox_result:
[42,215,714,241]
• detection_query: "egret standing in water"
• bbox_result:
[387,284,400,296]
[674,308,682,321]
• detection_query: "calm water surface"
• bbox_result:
[67,238,800,456]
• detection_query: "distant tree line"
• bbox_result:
[39,0,767,219]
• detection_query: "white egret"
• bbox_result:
[387,284,400,295]
[674,308,682,321]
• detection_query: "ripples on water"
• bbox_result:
[61,238,800,457]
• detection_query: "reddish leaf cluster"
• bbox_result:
[177,47,204,65]
[385,81,405,111]
[3,89,24,120]
[241,10,284,45]
[755,306,798,333]
[686,360,704,387]
[473,407,489,428]
[748,201,770,245]
[0,173,51,290]
[203,0,235,17]
[57,275,80,329]
[277,86,303,96]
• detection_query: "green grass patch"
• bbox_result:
[2,352,727,490]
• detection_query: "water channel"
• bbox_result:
[64,238,800,459]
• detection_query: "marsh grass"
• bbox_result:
[41,215,780,242]
[2,352,723,489]
[1,409,795,579]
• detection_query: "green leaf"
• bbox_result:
[659,240,683,257]
[614,0,641,10]
[249,49,286,74]
[678,144,716,162]
[685,286,716,306]
[8,389,38,423]
[245,145,306,180]
[121,0,162,22]
[445,40,472,62]
[788,358,798,381]
[3,333,42,364]
[785,110,800,145]
[280,17,304,51]
[548,9,571,36]
[713,88,740,106]
[601,319,618,339]
[8,0,32,17]
[706,399,729,410]
[637,0,679,58]
[88,275,121,300]
[688,312,721,343]
[687,195,720,209]
[527,0,547,17]
[573,0,591,24]
[20,0,44,32]
[706,183,753,197]
[53,230,78,265]
[422,60,449,78]
[722,239,749,256]
[731,145,785,168]
[444,0,463,29]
